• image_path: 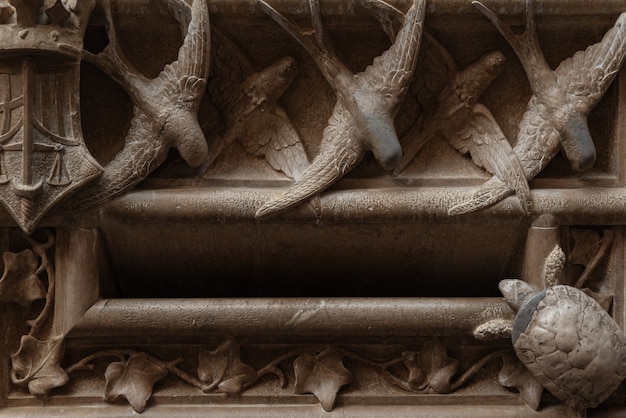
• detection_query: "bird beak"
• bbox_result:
[559,115,596,172]
[363,114,403,170]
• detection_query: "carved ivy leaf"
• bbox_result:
[498,353,544,410]
[197,338,257,394]
[419,337,460,394]
[569,229,602,267]
[401,351,426,389]
[293,349,354,412]
[104,352,167,413]
[0,250,46,308]
[10,335,68,396]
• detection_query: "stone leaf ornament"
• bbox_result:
[498,352,544,410]
[254,0,426,218]
[0,249,46,307]
[450,0,626,215]
[293,349,354,412]
[0,231,67,398]
[104,353,168,413]
[412,338,461,393]
[201,26,310,181]
[62,336,507,413]
[10,335,69,397]
[197,337,257,394]
[70,0,210,209]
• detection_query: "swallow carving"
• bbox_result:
[376,2,531,212]
[200,27,309,181]
[69,0,209,209]
[254,0,425,218]
[449,0,626,216]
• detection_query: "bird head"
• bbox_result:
[455,50,505,108]
[348,89,403,170]
[559,114,596,172]
[241,55,298,107]
[362,112,402,170]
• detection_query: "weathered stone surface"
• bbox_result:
[0,0,626,416]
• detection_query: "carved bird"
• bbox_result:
[449,0,626,216]
[385,19,531,212]
[200,27,309,181]
[254,0,426,218]
[69,0,210,209]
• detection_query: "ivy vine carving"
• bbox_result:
[65,337,508,413]
[0,230,66,397]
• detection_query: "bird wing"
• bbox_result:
[255,102,365,217]
[513,100,563,179]
[357,0,426,104]
[555,12,626,110]
[208,26,255,113]
[393,32,459,174]
[445,103,531,212]
[237,107,310,181]
[447,95,562,216]
[359,0,456,110]
[360,0,404,42]
[199,26,255,172]
[410,31,458,111]
[257,0,354,90]
[157,0,210,103]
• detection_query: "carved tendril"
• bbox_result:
[21,230,55,339]
[66,349,208,390]
[574,229,614,289]
[65,339,510,413]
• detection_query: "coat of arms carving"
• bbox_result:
[0,0,102,234]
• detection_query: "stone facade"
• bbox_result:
[0,0,625,416]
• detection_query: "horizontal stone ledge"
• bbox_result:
[66,297,513,339]
[89,186,626,226]
[107,0,626,18]
[0,404,588,418]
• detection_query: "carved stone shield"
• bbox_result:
[0,60,102,233]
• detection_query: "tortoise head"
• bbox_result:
[499,279,547,344]
[499,279,537,312]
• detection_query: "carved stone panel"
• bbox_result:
[1,0,626,417]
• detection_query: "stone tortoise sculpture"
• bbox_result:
[499,278,626,410]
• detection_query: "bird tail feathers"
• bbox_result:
[448,176,514,216]
[255,146,354,218]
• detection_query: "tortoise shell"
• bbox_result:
[513,285,626,409]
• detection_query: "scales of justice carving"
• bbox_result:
[1,0,626,414]
[1,0,623,226]
[0,0,102,234]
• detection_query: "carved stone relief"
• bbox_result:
[0,0,626,416]
[0,0,102,233]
